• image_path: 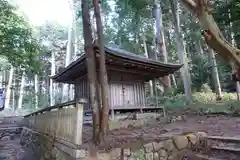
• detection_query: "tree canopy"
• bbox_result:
[0,0,42,73]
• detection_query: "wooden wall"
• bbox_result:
[75,75,90,110]
[74,74,146,110]
[108,82,146,110]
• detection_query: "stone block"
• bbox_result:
[153,152,159,160]
[145,152,153,160]
[171,136,188,150]
[144,143,154,153]
[158,149,167,160]
[124,148,131,156]
[187,134,199,146]
[163,140,175,152]
[98,152,111,160]
[197,132,207,138]
[110,148,121,158]
[152,142,164,151]
[127,155,135,160]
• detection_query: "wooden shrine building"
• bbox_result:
[51,42,182,119]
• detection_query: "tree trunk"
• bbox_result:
[208,48,222,100]
[93,0,110,141]
[171,74,177,88]
[195,39,203,55]
[236,82,240,100]
[34,75,39,108]
[50,51,56,106]
[4,67,14,109]
[12,76,15,110]
[170,0,192,104]
[81,0,100,144]
[228,9,240,100]
[91,12,97,40]
[18,72,25,109]
[180,0,240,81]
[142,35,154,97]
[0,71,3,89]
[154,0,171,92]
[62,0,74,102]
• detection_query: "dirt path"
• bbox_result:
[0,116,36,160]
[164,115,240,136]
[0,137,29,160]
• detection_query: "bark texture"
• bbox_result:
[4,66,14,109]
[180,0,240,81]
[170,0,192,103]
[81,0,100,144]
[154,0,171,91]
[208,48,222,100]
[93,0,110,141]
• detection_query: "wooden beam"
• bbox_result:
[106,65,169,78]
[106,59,173,73]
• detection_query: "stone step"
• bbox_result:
[195,153,224,160]
[211,146,240,152]
[207,136,240,142]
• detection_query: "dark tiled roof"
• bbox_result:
[104,44,182,69]
[51,43,183,82]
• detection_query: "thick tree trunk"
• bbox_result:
[180,0,240,81]
[154,0,171,92]
[208,48,222,100]
[4,67,14,109]
[81,0,100,144]
[93,0,110,141]
[170,0,192,103]
[228,9,240,100]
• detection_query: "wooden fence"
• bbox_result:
[24,99,86,145]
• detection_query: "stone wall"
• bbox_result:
[20,126,207,160]
[83,132,207,160]
[20,128,78,160]
[109,115,185,130]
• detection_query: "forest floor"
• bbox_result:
[82,114,240,154]
[1,115,239,159]
[0,137,35,160]
[2,108,240,159]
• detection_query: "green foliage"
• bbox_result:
[147,92,239,109]
[0,0,42,73]
[200,83,212,93]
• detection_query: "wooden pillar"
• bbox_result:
[73,99,86,145]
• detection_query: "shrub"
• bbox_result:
[200,83,212,93]
[147,92,239,109]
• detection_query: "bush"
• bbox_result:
[147,92,239,109]
[200,83,212,93]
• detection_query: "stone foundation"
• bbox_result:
[83,132,207,160]
[20,128,86,160]
[109,115,185,130]
[20,126,207,160]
